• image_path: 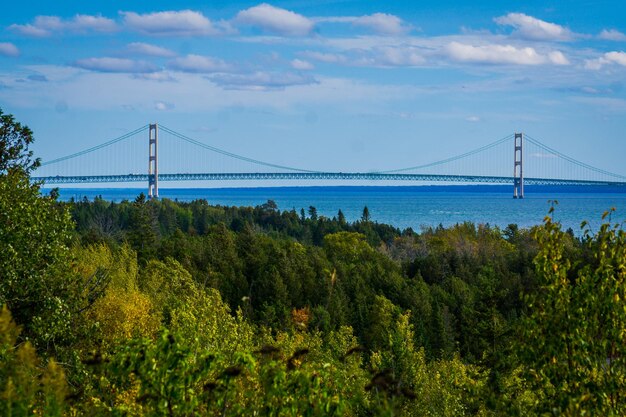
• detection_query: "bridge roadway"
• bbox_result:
[32,172,626,187]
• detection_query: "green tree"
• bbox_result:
[519,210,626,415]
[0,108,39,174]
[362,206,370,222]
[337,209,346,225]
[128,193,158,261]
[0,110,76,349]
[0,306,68,417]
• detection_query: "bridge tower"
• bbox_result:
[148,123,159,198]
[513,132,524,199]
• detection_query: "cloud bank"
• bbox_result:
[10,14,117,37]
[74,57,158,73]
[121,10,232,36]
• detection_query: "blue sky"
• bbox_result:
[1,1,626,183]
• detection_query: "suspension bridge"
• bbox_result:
[32,124,626,198]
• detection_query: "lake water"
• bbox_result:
[52,185,626,234]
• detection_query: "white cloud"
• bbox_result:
[368,46,425,66]
[312,16,353,24]
[326,46,426,67]
[352,13,411,36]
[587,56,611,70]
[584,59,604,70]
[315,13,411,36]
[302,46,426,68]
[207,71,317,90]
[121,10,231,36]
[10,23,50,37]
[73,57,158,73]
[445,42,568,66]
[580,86,600,94]
[10,16,61,36]
[133,72,177,82]
[167,54,231,73]
[598,29,626,41]
[606,51,626,66]
[494,13,573,41]
[154,100,174,110]
[0,64,448,113]
[236,3,314,36]
[548,51,569,65]
[33,16,64,31]
[10,14,117,37]
[304,34,574,68]
[300,51,347,64]
[291,59,314,70]
[72,15,118,32]
[0,43,19,57]
[466,116,480,122]
[302,39,566,69]
[126,42,176,57]
[585,51,626,70]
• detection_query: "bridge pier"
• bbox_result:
[513,132,524,198]
[148,123,159,198]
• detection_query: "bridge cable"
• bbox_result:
[376,133,514,174]
[39,125,149,166]
[159,125,321,173]
[524,134,626,180]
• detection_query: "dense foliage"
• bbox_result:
[2,108,626,415]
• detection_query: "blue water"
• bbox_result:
[51,185,626,233]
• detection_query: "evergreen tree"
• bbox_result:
[128,193,158,261]
[362,206,370,222]
[337,209,346,225]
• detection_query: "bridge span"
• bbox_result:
[33,124,626,198]
[33,172,626,187]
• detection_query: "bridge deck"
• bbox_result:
[32,172,626,187]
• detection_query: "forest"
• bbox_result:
[2,107,626,416]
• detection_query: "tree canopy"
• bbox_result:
[0,107,39,175]
[1,108,625,415]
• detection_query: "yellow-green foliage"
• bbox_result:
[79,290,372,416]
[137,257,255,355]
[88,289,160,344]
[496,366,540,417]
[371,311,487,417]
[75,244,160,346]
[74,243,139,292]
[324,231,373,262]
[139,257,197,321]
[170,288,255,356]
[520,210,626,415]
[0,306,68,416]
[96,327,369,416]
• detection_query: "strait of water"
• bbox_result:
[52,185,626,233]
